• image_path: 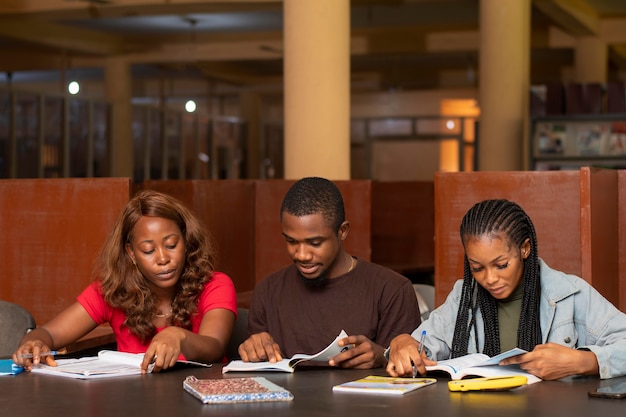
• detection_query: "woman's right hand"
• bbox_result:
[13,340,57,370]
[385,333,434,377]
[12,302,98,371]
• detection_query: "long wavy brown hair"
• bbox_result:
[92,190,217,342]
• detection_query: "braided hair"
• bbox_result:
[450,199,542,358]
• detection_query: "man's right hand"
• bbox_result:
[238,332,284,363]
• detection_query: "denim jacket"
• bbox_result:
[412,259,626,379]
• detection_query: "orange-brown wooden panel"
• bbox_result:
[337,180,373,261]
[0,178,132,325]
[434,171,582,307]
[371,181,434,277]
[582,168,619,310]
[434,168,619,308]
[138,181,196,208]
[618,170,626,312]
[254,180,372,285]
[141,180,257,295]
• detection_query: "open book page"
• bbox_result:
[223,330,351,373]
[479,348,528,365]
[426,353,490,374]
[425,348,541,384]
[30,350,210,379]
[333,376,437,395]
[221,359,295,373]
[454,364,541,384]
[288,329,352,366]
[31,351,149,379]
[183,376,293,404]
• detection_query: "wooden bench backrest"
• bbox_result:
[140,180,257,294]
[141,180,372,292]
[371,181,435,276]
[253,180,372,284]
[0,178,131,324]
[434,168,619,309]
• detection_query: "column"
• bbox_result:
[478,0,530,170]
[283,0,350,180]
[104,57,133,178]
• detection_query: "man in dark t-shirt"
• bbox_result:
[238,177,420,369]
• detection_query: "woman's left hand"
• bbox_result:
[499,342,599,380]
[141,327,185,373]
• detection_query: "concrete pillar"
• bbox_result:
[104,57,133,178]
[283,0,350,180]
[478,0,530,170]
[575,37,607,84]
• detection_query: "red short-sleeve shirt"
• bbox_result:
[77,271,237,355]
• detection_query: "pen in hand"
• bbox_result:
[413,330,426,378]
[19,348,67,359]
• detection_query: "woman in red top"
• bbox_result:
[14,190,237,373]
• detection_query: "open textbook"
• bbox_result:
[425,348,541,384]
[223,330,352,373]
[31,350,210,379]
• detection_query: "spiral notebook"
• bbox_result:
[183,376,294,404]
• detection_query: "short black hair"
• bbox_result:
[280,177,345,232]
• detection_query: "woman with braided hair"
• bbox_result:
[386,199,626,380]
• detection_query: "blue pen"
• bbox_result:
[417,330,426,356]
[413,330,426,378]
[19,348,67,359]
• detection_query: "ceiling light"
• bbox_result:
[68,81,80,95]
[185,99,197,113]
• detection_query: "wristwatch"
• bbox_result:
[383,346,391,361]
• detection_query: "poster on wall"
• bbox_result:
[607,122,626,155]
[532,118,626,171]
[535,122,566,155]
[575,123,609,156]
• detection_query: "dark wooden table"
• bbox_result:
[1,363,624,417]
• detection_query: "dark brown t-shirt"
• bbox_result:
[248,258,421,358]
